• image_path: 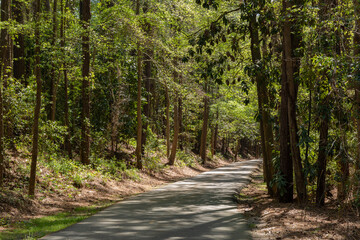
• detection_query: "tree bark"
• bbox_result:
[354,0,360,197]
[199,82,209,163]
[168,99,179,165]
[0,0,10,188]
[80,0,91,165]
[50,0,58,121]
[28,0,41,196]
[135,0,142,169]
[279,58,293,202]
[210,124,215,157]
[248,9,275,197]
[12,0,25,83]
[61,0,72,158]
[165,81,170,158]
[141,3,153,151]
[315,0,338,206]
[316,101,329,205]
[282,0,307,203]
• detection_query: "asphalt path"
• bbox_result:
[42,159,262,240]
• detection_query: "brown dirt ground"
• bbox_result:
[0,153,235,233]
[236,167,360,240]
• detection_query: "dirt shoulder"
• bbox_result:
[236,168,360,240]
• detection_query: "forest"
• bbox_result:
[0,0,360,238]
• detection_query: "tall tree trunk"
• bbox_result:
[337,134,349,201]
[29,0,41,196]
[165,81,170,158]
[12,0,25,84]
[282,0,307,203]
[178,77,183,150]
[168,98,179,165]
[316,101,329,205]
[135,0,142,169]
[0,0,10,188]
[80,0,91,165]
[248,10,275,197]
[315,0,338,206]
[141,2,152,151]
[168,63,180,165]
[214,109,218,153]
[210,124,215,157]
[354,0,360,197]
[199,82,209,163]
[50,0,58,121]
[61,0,72,158]
[279,60,293,202]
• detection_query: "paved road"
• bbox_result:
[42,159,262,240]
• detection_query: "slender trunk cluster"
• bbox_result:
[248,8,276,197]
[280,0,307,203]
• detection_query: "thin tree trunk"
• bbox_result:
[0,0,10,188]
[282,0,307,203]
[50,0,58,121]
[304,90,312,168]
[168,99,179,165]
[12,0,25,83]
[248,9,275,197]
[141,3,152,151]
[199,82,209,163]
[279,58,293,203]
[337,134,349,201]
[178,78,183,150]
[29,0,41,196]
[80,0,91,165]
[210,124,215,157]
[354,0,360,196]
[61,0,71,158]
[315,0,338,206]
[316,101,329,205]
[168,62,180,165]
[214,109,218,153]
[234,139,240,161]
[165,81,170,158]
[135,0,142,169]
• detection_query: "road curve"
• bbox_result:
[42,159,262,240]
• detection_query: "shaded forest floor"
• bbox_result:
[236,168,360,240]
[0,148,236,235]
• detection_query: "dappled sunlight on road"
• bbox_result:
[42,159,262,240]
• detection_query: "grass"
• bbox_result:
[0,204,112,240]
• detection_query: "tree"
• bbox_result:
[199,80,209,163]
[29,0,42,196]
[50,0,59,121]
[12,0,26,83]
[281,0,307,203]
[135,0,143,169]
[353,0,360,198]
[80,0,91,165]
[61,0,72,158]
[246,0,276,197]
[0,0,10,188]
